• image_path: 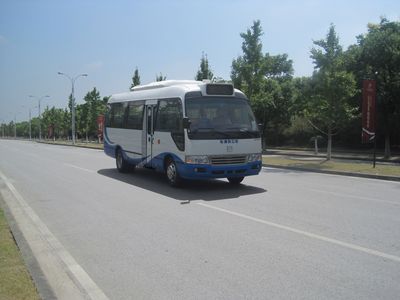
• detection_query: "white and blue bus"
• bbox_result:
[104,80,262,186]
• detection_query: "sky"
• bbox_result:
[0,0,399,123]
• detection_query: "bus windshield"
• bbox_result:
[185,97,260,139]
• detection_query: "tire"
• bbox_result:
[166,159,181,187]
[116,148,130,173]
[227,176,244,185]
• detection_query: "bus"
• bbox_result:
[104,80,262,186]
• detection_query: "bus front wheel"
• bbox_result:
[166,159,181,187]
[227,177,244,185]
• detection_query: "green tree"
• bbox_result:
[156,73,167,82]
[306,24,357,160]
[354,18,400,158]
[16,121,29,138]
[130,67,141,89]
[42,106,64,140]
[195,52,214,81]
[81,87,106,141]
[75,104,85,140]
[30,117,40,139]
[231,20,264,99]
[61,108,70,139]
[231,20,295,147]
[264,53,294,79]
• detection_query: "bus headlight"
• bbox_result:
[247,153,262,162]
[185,155,210,164]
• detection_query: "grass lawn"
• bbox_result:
[0,207,40,300]
[263,156,400,177]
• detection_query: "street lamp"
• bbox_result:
[29,95,50,141]
[58,72,88,145]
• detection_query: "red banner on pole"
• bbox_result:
[362,80,376,143]
[97,115,105,141]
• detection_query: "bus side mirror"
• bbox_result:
[183,117,191,129]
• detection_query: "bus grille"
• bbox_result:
[210,155,247,165]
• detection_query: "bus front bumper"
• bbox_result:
[177,161,262,179]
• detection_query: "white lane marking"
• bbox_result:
[64,163,95,173]
[0,170,109,300]
[309,188,400,206]
[197,202,400,263]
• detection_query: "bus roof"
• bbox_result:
[131,80,201,91]
[108,80,246,104]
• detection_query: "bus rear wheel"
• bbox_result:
[227,177,244,185]
[116,149,130,173]
[166,159,181,187]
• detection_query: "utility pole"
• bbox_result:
[29,95,50,141]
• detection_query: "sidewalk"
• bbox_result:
[264,147,400,164]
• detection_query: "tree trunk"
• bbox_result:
[314,138,318,155]
[327,128,332,160]
[384,134,391,159]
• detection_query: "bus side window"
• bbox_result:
[126,102,144,130]
[110,103,125,128]
[155,99,182,132]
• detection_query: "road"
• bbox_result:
[0,139,399,299]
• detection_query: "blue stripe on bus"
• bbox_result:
[104,133,261,179]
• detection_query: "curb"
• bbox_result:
[263,164,400,182]
[264,151,400,164]
[37,141,103,150]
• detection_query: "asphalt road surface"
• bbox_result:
[0,140,399,299]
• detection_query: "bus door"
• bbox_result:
[143,100,158,167]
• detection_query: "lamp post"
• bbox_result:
[58,72,88,145]
[29,95,50,141]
